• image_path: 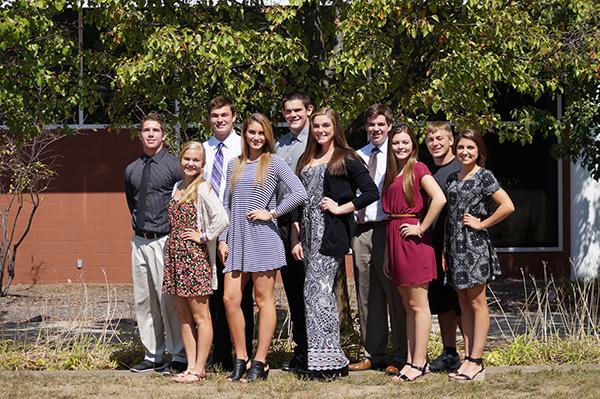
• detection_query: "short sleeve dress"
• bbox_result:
[221,155,307,273]
[445,167,502,289]
[382,162,437,286]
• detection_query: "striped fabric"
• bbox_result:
[221,155,307,273]
[210,142,225,193]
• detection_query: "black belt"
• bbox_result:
[134,229,166,240]
[355,220,386,232]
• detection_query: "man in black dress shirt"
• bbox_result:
[124,113,185,373]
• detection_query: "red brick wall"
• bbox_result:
[3,130,140,284]
[2,131,570,285]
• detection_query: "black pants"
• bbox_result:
[210,256,254,370]
[278,221,308,360]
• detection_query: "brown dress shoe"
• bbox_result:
[348,358,373,371]
[385,364,400,375]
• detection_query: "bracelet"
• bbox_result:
[270,210,278,220]
[200,233,208,244]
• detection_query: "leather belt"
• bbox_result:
[387,213,418,219]
[134,229,166,240]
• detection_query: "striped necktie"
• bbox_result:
[210,142,225,193]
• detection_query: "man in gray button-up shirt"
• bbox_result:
[275,93,313,372]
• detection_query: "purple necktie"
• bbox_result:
[210,142,224,193]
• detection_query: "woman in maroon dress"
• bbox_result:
[381,123,446,382]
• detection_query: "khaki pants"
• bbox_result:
[352,222,407,362]
[131,235,185,363]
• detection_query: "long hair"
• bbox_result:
[296,108,361,176]
[382,123,419,207]
[229,113,275,188]
[178,141,206,204]
[455,128,487,167]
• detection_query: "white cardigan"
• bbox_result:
[171,180,229,290]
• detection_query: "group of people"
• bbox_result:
[124,93,515,384]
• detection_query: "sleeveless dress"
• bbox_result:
[300,164,349,371]
[381,162,437,286]
[445,168,502,289]
[162,199,212,297]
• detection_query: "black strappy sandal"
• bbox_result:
[246,359,269,382]
[228,358,248,382]
[451,357,485,382]
[390,363,429,382]
[449,356,471,379]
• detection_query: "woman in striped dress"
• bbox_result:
[218,113,307,382]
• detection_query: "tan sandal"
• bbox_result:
[173,371,206,384]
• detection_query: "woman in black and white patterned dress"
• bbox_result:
[291,108,378,380]
[445,129,514,382]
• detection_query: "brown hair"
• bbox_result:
[178,141,206,203]
[296,108,362,176]
[140,112,167,134]
[208,95,236,115]
[230,113,275,188]
[455,128,487,167]
[382,123,419,207]
[426,121,453,139]
[364,104,393,126]
[281,92,313,111]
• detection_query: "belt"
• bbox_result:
[134,229,166,240]
[387,213,418,220]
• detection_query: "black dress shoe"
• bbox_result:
[282,355,307,372]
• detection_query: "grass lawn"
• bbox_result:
[1,367,598,398]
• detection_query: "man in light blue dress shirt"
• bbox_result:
[349,104,407,374]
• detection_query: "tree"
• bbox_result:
[84,0,599,176]
[0,0,80,294]
[0,132,63,295]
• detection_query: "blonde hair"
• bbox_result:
[426,121,453,139]
[178,141,206,203]
[230,113,275,189]
[383,123,419,207]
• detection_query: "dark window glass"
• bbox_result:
[484,134,559,248]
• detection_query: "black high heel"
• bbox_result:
[391,363,428,382]
[228,358,248,382]
[246,359,269,382]
[451,357,485,382]
[449,356,471,379]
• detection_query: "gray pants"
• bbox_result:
[352,222,407,362]
[131,235,185,363]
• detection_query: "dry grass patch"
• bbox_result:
[1,368,599,399]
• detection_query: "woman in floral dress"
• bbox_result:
[163,141,228,383]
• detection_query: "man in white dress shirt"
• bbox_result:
[349,104,407,374]
[202,96,254,371]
